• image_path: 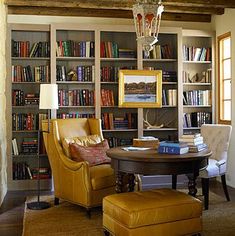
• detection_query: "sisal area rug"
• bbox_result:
[23,192,235,236]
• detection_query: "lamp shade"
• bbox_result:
[39,84,58,109]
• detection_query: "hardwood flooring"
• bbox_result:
[0,180,235,236]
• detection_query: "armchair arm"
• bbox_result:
[215,160,226,167]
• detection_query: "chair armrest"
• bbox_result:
[215,160,226,167]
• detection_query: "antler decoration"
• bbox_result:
[143,110,164,129]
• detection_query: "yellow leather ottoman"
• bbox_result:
[103,188,202,236]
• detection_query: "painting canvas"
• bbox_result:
[119,70,162,108]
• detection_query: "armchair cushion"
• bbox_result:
[69,139,111,166]
[62,134,102,157]
[90,164,115,190]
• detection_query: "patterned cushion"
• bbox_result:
[69,139,111,166]
[62,134,102,157]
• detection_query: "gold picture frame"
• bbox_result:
[118,70,162,108]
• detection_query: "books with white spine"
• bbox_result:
[12,138,19,155]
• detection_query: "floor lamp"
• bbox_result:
[27,84,58,210]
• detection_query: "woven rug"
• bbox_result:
[23,191,235,236]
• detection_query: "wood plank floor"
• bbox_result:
[0,180,235,236]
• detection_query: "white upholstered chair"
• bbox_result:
[200,124,232,210]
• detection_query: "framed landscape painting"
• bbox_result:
[118,70,162,108]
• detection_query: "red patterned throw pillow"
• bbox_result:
[69,139,111,166]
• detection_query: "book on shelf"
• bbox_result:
[100,41,118,58]
[183,112,212,128]
[145,44,172,59]
[106,137,132,148]
[100,89,114,106]
[57,113,95,119]
[12,138,19,155]
[162,89,177,106]
[12,40,30,57]
[183,45,211,61]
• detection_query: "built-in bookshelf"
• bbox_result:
[182,30,215,134]
[7,24,215,190]
[8,24,52,190]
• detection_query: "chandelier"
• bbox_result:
[132,0,164,56]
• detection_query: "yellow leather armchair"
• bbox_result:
[42,118,115,213]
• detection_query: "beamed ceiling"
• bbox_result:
[5,0,235,23]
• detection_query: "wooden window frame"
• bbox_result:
[218,32,231,125]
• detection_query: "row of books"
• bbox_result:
[182,69,212,84]
[102,113,137,130]
[13,162,50,180]
[106,137,133,148]
[12,113,47,131]
[56,40,95,57]
[158,133,207,155]
[12,91,39,106]
[57,113,95,119]
[12,65,50,82]
[12,40,50,58]
[183,112,212,128]
[144,68,177,83]
[58,89,95,106]
[183,90,212,106]
[56,65,95,82]
[144,44,173,59]
[21,137,38,154]
[162,89,177,106]
[100,89,115,106]
[183,45,211,61]
[101,66,119,82]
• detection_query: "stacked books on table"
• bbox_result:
[158,141,189,155]
[179,133,207,153]
[133,136,159,149]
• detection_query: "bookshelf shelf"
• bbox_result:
[12,82,49,84]
[183,61,212,64]
[12,130,39,133]
[59,106,95,108]
[162,82,178,85]
[12,106,39,109]
[12,57,50,60]
[101,82,118,84]
[101,58,137,61]
[144,128,178,131]
[57,81,94,84]
[56,56,95,61]
[184,127,201,130]
[183,105,212,108]
[143,59,177,62]
[183,83,212,86]
[102,129,138,132]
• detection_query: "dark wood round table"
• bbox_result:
[106,147,212,196]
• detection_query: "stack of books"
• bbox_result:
[158,141,189,155]
[179,133,207,152]
[133,136,159,149]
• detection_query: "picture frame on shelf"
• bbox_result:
[118,70,162,108]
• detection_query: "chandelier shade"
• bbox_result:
[132,0,164,56]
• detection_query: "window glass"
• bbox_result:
[223,38,231,58]
[223,59,231,79]
[223,101,231,120]
[223,80,231,100]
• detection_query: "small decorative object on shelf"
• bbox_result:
[27,84,58,210]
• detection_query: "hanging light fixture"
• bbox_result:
[132,0,164,56]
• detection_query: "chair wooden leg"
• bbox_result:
[104,229,110,236]
[221,174,230,201]
[54,197,59,205]
[86,209,91,219]
[172,174,177,190]
[201,178,209,210]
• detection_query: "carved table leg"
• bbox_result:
[128,174,135,192]
[187,173,198,197]
[115,172,124,193]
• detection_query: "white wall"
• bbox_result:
[212,9,235,188]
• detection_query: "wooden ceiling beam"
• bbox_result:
[6,0,234,9]
[8,6,211,22]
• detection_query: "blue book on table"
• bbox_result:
[158,145,189,155]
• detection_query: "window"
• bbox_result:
[218,32,231,124]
